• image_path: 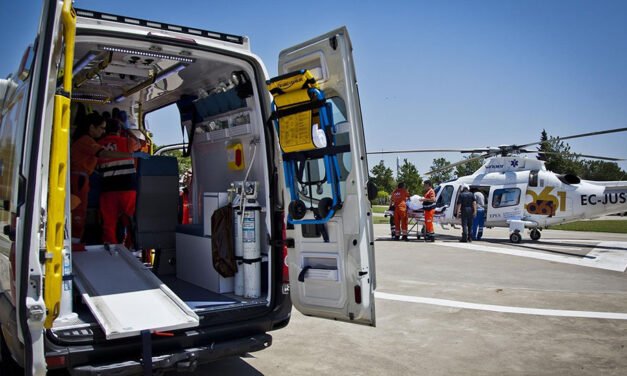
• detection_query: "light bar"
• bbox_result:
[71,93,110,103]
[100,45,195,64]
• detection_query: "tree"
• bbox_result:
[370,160,396,193]
[536,131,582,175]
[160,148,192,177]
[580,160,626,181]
[397,159,423,195]
[455,154,484,178]
[429,157,453,185]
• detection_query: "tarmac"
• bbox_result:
[173,223,627,375]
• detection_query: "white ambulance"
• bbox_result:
[0,1,375,374]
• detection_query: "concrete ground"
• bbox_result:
[175,224,627,375]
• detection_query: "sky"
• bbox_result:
[2,0,627,176]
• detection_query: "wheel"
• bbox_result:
[317,197,334,219]
[510,231,522,243]
[530,229,541,241]
[288,200,307,220]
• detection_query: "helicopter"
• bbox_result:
[369,127,627,243]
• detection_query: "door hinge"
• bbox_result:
[27,305,45,321]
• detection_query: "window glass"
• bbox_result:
[492,188,521,208]
[529,170,539,187]
[436,185,454,207]
[296,96,351,207]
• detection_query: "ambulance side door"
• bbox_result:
[278,27,376,326]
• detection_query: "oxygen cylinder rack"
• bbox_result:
[266,69,344,225]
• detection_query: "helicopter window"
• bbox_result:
[492,188,521,208]
[529,170,539,187]
[436,185,454,207]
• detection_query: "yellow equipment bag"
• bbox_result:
[267,70,327,154]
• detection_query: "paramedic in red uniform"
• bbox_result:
[420,180,436,241]
[97,118,145,246]
[70,113,148,244]
[390,182,410,241]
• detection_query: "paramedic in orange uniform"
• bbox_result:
[97,118,142,246]
[70,112,148,244]
[390,182,410,241]
[420,180,436,241]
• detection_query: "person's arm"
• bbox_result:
[473,201,477,216]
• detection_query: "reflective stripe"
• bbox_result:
[102,167,136,177]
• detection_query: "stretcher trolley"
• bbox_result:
[384,205,449,241]
[267,69,344,225]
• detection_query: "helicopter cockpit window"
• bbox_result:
[492,188,521,208]
[436,185,454,207]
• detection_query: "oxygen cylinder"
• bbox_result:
[233,208,245,296]
[241,207,261,298]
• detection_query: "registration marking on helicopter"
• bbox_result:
[433,241,627,272]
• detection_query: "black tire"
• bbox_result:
[510,232,522,243]
[317,197,334,219]
[530,229,541,241]
[0,328,22,374]
[288,200,307,220]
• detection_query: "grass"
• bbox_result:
[548,220,627,234]
[372,205,388,214]
[373,216,391,224]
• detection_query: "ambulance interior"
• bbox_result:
[55,34,276,339]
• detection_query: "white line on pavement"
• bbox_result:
[375,291,627,320]
[432,241,627,272]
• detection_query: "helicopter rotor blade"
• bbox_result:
[367,149,477,155]
[517,126,627,149]
[425,154,486,176]
[534,151,626,161]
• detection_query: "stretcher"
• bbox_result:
[384,205,450,240]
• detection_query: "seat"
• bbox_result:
[135,156,179,252]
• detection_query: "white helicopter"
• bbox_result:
[369,128,627,243]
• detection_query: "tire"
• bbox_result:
[510,231,522,243]
[530,229,541,241]
[288,200,307,220]
[0,328,22,374]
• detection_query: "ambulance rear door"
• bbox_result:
[277,27,376,326]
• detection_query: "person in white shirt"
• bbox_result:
[472,189,486,240]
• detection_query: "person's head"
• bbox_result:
[424,180,432,188]
[105,118,121,135]
[398,182,405,189]
[73,112,105,141]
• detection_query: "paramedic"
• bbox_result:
[455,184,476,242]
[472,189,486,240]
[420,180,436,241]
[97,118,142,246]
[390,182,410,241]
[70,113,149,244]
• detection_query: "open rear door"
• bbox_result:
[278,27,376,326]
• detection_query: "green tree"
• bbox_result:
[370,160,396,193]
[397,159,423,195]
[536,131,583,175]
[580,160,626,181]
[429,157,453,185]
[160,149,192,177]
[455,154,484,177]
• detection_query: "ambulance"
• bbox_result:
[0,1,376,374]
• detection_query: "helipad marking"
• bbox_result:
[432,241,627,272]
[375,291,627,320]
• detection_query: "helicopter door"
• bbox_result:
[488,185,526,224]
[277,27,376,326]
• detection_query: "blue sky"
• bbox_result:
[3,0,627,176]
